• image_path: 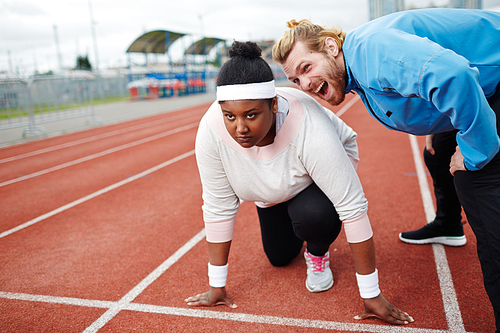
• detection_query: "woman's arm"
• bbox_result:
[208,241,231,265]
[350,238,413,324]
[185,241,237,308]
[303,109,413,324]
[186,110,240,309]
[349,237,375,275]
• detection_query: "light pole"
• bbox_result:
[88,0,100,72]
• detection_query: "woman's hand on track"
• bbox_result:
[185,287,237,309]
[354,294,414,325]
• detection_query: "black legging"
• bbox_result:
[256,182,342,267]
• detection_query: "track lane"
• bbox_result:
[0,102,212,160]
[0,128,198,232]
[0,94,495,332]
[0,155,204,301]
[0,108,206,182]
[0,107,204,165]
[0,121,199,187]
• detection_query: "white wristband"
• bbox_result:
[208,263,228,288]
[355,269,381,299]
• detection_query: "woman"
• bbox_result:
[185,41,413,325]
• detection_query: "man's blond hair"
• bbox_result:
[272,19,347,64]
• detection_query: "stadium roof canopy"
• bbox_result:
[127,30,227,56]
[184,37,226,55]
[126,30,186,54]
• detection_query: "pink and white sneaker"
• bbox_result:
[304,250,334,292]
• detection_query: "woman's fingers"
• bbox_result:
[185,291,237,308]
[354,309,413,325]
[387,307,414,324]
[185,292,209,306]
[356,295,414,325]
[215,298,238,309]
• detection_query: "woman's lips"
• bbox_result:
[237,136,252,143]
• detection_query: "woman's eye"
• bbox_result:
[246,113,255,119]
[225,114,235,120]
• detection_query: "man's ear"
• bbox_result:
[324,37,340,57]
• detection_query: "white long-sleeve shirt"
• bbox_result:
[195,87,371,243]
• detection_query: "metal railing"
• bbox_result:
[0,77,32,132]
[27,75,101,131]
[0,74,127,139]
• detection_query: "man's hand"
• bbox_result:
[354,294,414,325]
[425,134,435,155]
[450,146,467,175]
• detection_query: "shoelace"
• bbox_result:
[306,252,328,272]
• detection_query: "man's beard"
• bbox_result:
[322,52,347,106]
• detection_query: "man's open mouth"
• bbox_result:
[314,81,328,98]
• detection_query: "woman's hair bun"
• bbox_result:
[216,40,273,86]
[228,41,262,59]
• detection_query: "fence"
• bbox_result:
[1,67,285,141]
[0,74,129,139]
[0,78,34,135]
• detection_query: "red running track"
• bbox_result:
[0,94,494,332]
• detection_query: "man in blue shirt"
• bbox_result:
[273,8,500,330]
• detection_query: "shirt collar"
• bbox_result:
[344,58,359,93]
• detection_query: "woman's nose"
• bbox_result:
[235,119,248,133]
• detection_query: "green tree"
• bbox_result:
[75,55,92,71]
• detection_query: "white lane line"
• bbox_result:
[128,304,449,333]
[0,291,115,309]
[336,94,360,117]
[408,135,465,332]
[82,228,206,333]
[0,290,449,333]
[0,109,202,164]
[0,150,195,239]
[0,122,198,188]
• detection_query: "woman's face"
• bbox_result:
[220,97,278,148]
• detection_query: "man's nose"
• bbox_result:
[299,76,311,91]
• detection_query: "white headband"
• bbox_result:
[216,80,276,101]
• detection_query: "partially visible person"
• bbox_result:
[399,133,465,246]
[272,8,500,330]
[185,41,414,325]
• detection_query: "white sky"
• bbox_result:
[1,0,499,76]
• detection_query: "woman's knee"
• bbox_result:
[292,214,342,244]
[264,246,302,267]
[267,255,294,267]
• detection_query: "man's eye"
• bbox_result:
[304,64,310,71]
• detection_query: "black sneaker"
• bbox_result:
[399,221,466,246]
